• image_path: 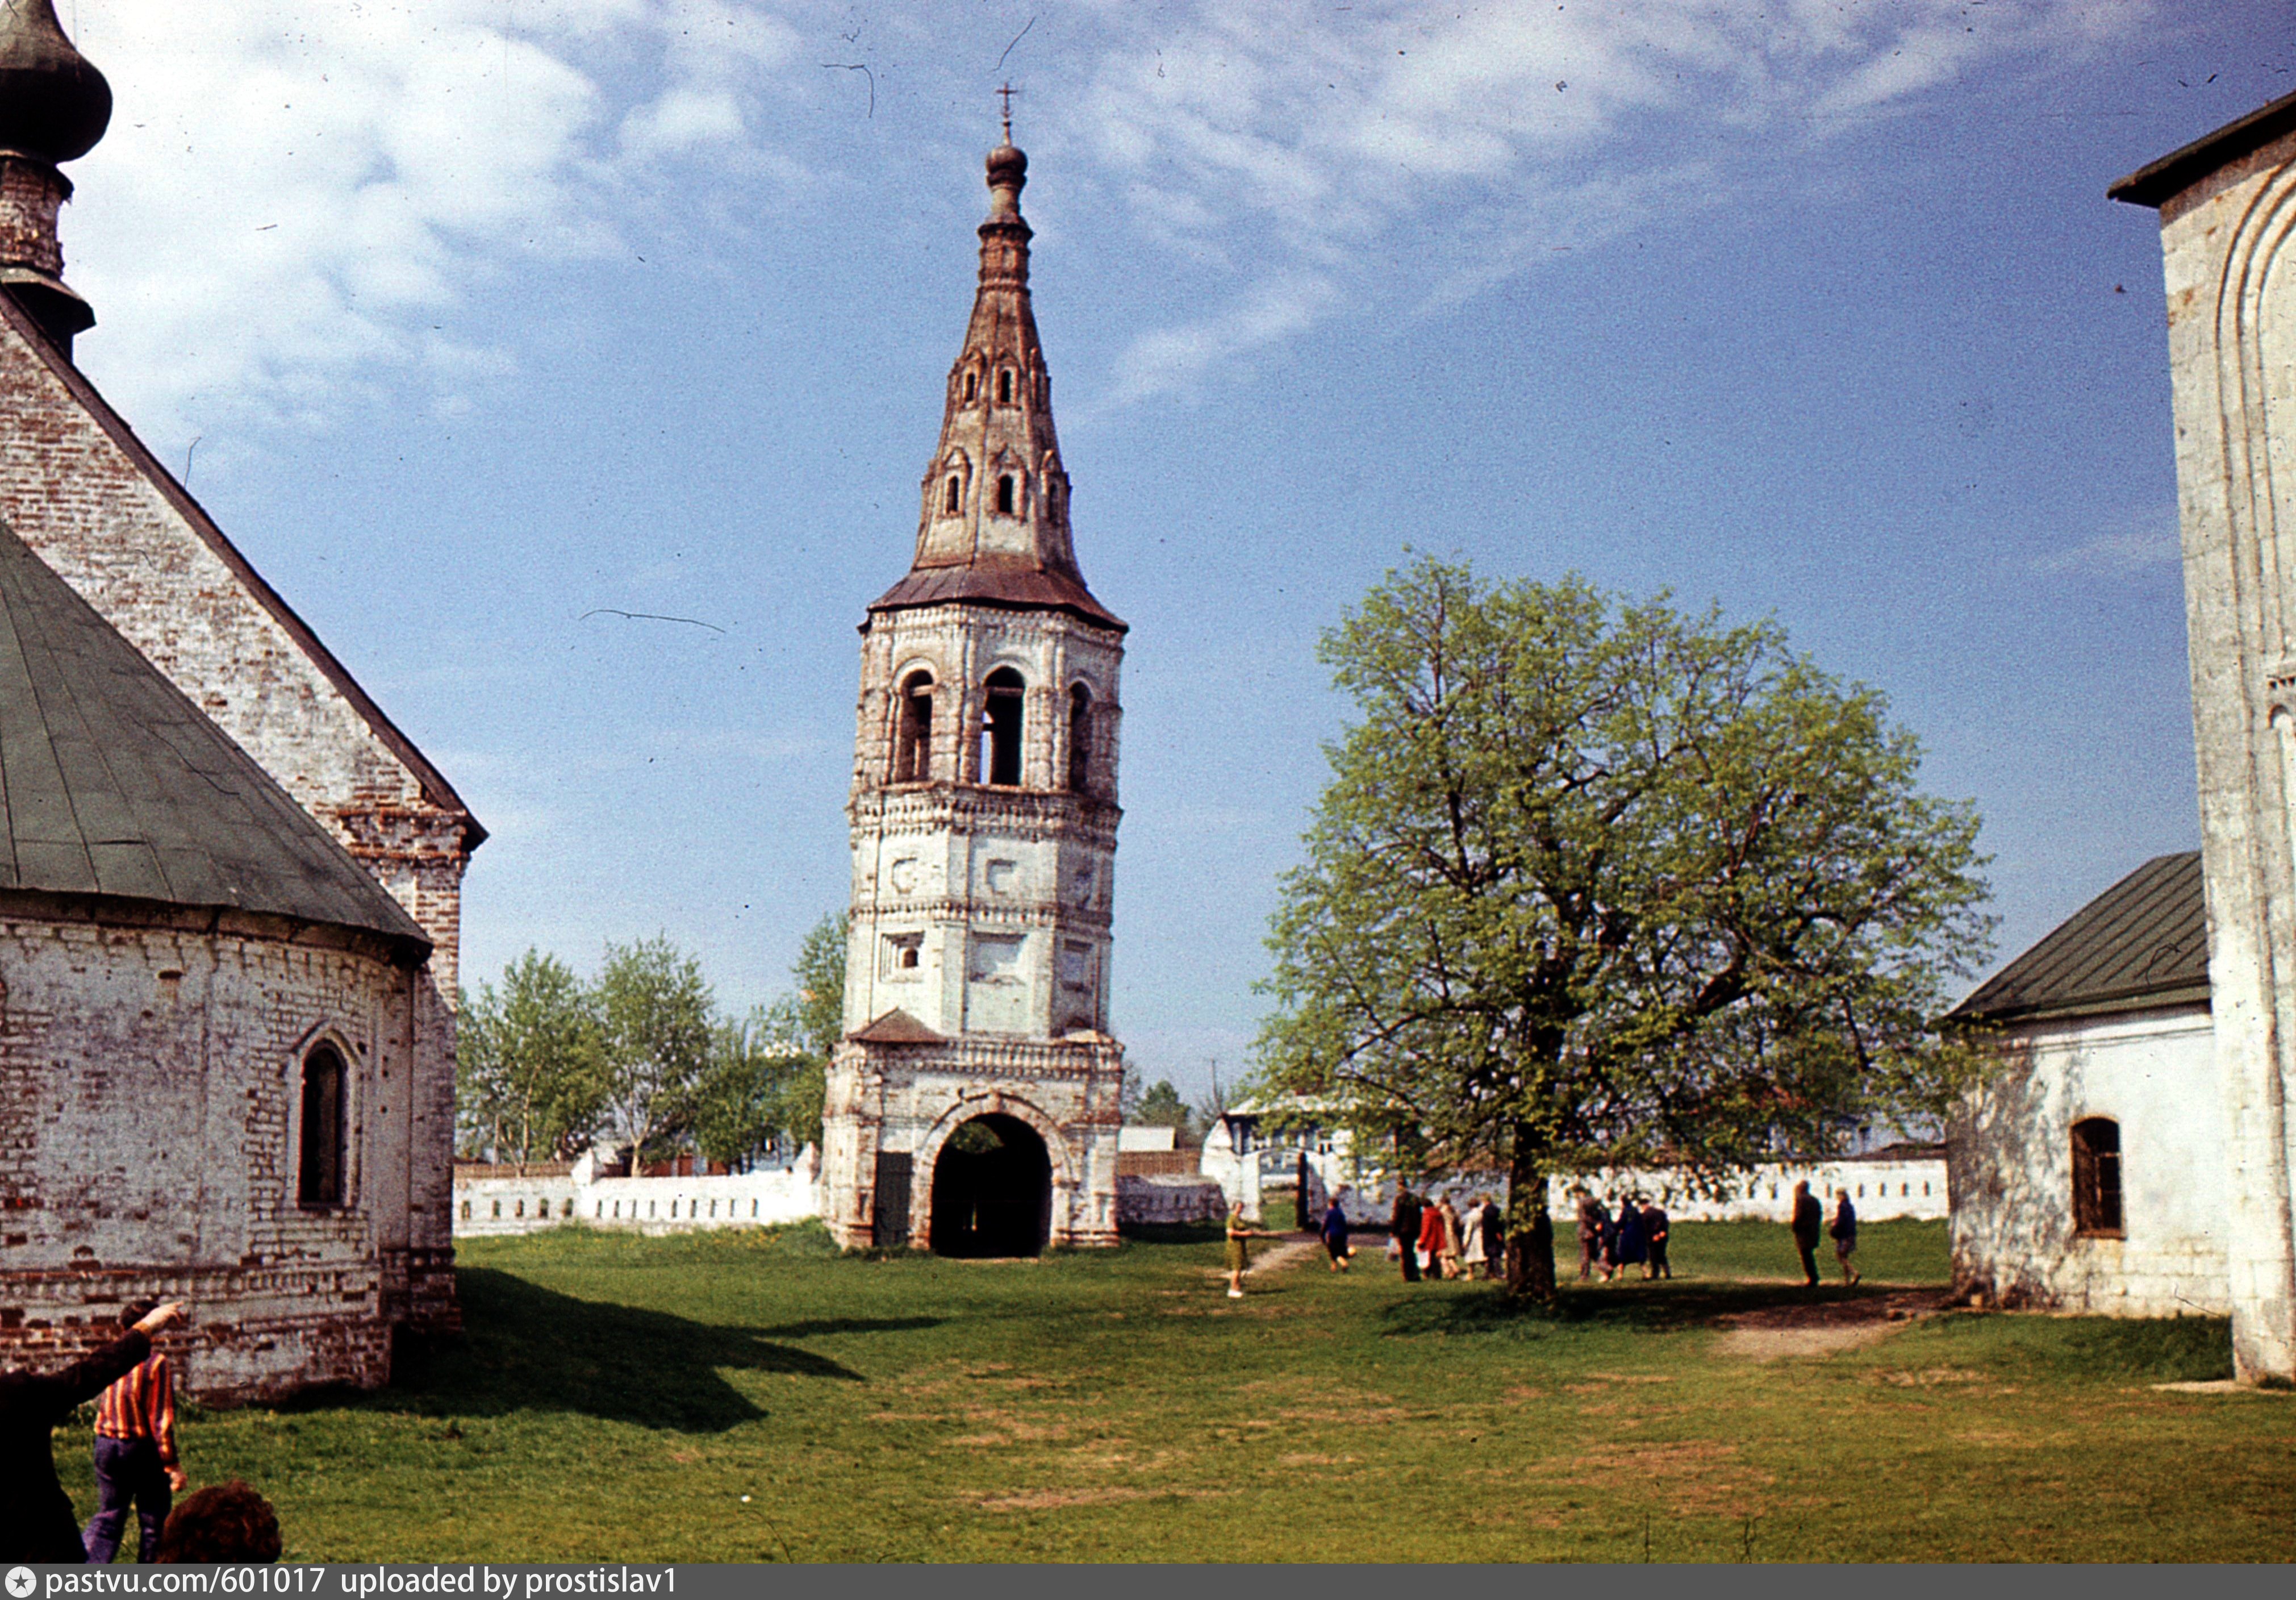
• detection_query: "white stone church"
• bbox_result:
[1949,90,2296,1382]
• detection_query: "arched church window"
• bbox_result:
[2070,1117,2123,1236]
[944,474,961,514]
[982,667,1025,786]
[893,672,934,782]
[997,474,1017,515]
[998,369,1015,405]
[964,371,979,402]
[298,1043,347,1208]
[1067,684,1093,794]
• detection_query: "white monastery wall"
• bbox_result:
[453,1151,823,1238]
[1949,1006,2230,1316]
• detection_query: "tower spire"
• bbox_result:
[867,125,1122,631]
[0,0,111,354]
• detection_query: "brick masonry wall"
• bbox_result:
[0,305,474,1344]
[0,910,417,1402]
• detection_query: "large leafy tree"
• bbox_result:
[456,949,606,1163]
[1255,559,1993,1299]
[595,935,718,1162]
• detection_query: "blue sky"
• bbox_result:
[55,1,2296,1107]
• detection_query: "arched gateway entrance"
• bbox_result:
[929,1114,1053,1257]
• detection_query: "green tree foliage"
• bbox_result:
[1134,1079,1195,1136]
[595,936,717,1162]
[456,949,605,1162]
[691,1007,804,1169]
[1255,559,1994,1298]
[750,913,845,1148]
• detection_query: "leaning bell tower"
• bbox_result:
[821,123,1127,1254]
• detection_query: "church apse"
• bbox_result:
[821,125,1126,1253]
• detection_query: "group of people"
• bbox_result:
[1790,1179,1861,1286]
[1571,1188,1672,1281]
[1386,1189,1504,1281]
[1,1300,285,1563]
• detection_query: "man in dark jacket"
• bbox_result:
[1390,1189,1423,1282]
[1,1301,185,1562]
[1790,1180,1824,1286]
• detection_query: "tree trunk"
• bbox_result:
[1504,1120,1558,1301]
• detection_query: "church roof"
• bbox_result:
[866,136,1125,636]
[0,293,485,849]
[849,1009,946,1044]
[2110,87,2296,210]
[0,517,429,951]
[1946,852,2207,1026]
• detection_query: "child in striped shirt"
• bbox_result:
[82,1302,186,1564]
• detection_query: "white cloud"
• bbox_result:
[64,0,807,440]
[2032,511,2182,578]
[1064,0,2153,403]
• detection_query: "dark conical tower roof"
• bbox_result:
[0,518,428,950]
[0,0,111,163]
[869,135,1122,632]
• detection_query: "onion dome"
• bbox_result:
[0,0,111,164]
[986,141,1026,194]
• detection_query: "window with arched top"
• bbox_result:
[964,371,979,402]
[893,671,934,782]
[944,474,961,514]
[998,369,1015,405]
[298,1043,347,1207]
[1067,684,1093,794]
[2071,1117,2123,1236]
[982,667,1025,786]
[996,474,1017,515]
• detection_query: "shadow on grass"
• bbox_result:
[754,1316,948,1339]
[1375,1278,1922,1339]
[325,1269,873,1434]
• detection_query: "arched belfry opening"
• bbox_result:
[981,666,1025,785]
[894,670,934,782]
[929,1114,1052,1257]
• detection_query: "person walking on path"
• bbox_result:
[1417,1195,1449,1280]
[1573,1186,1605,1280]
[1478,1196,1505,1280]
[1224,1200,1280,1298]
[83,1303,187,1564]
[1641,1198,1672,1280]
[1320,1193,1353,1271]
[1614,1196,1648,1278]
[1391,1188,1423,1282]
[1458,1195,1487,1280]
[2,1301,186,1563]
[1790,1180,1825,1286]
[1830,1189,1861,1285]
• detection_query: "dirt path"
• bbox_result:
[1714,1288,1951,1360]
[1205,1231,1325,1288]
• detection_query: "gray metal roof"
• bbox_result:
[1947,852,2206,1025]
[0,518,428,951]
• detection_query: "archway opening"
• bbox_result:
[929,1113,1051,1257]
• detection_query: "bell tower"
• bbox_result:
[821,125,1127,1253]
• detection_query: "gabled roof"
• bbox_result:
[0,516,428,951]
[0,292,484,848]
[2111,88,2296,210]
[1946,852,2207,1026]
[849,1008,945,1044]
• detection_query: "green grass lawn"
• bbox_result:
[68,1219,2293,1563]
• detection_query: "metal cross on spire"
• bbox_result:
[997,81,1019,141]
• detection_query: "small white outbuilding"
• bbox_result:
[1945,852,2230,1315]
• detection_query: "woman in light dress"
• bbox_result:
[1458,1195,1488,1280]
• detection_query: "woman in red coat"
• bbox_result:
[1417,1198,1449,1280]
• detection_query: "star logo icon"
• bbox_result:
[6,1566,36,1598]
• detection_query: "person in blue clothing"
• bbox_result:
[1830,1188,1861,1285]
[1320,1192,1352,1272]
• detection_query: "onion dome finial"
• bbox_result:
[0,0,112,164]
